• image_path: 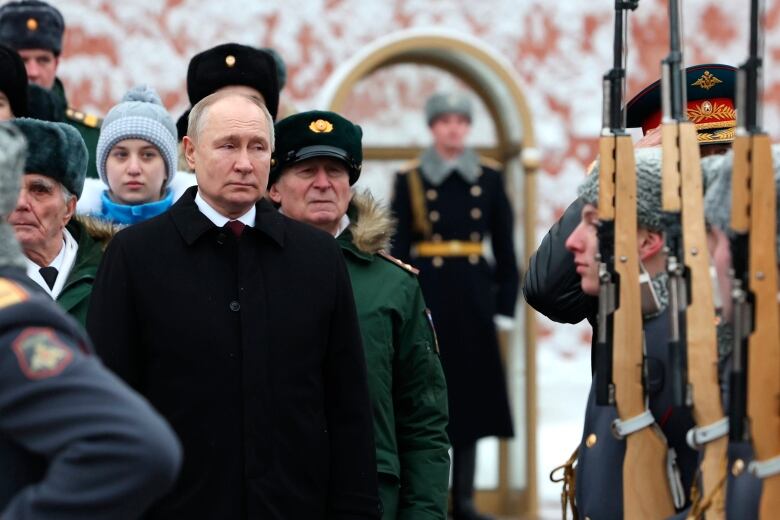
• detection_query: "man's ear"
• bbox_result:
[267,182,282,205]
[62,194,77,225]
[638,228,665,262]
[182,136,196,171]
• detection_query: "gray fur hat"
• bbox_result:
[425,92,472,125]
[96,85,177,189]
[701,146,780,257]
[578,147,667,231]
[13,117,87,198]
[0,122,27,216]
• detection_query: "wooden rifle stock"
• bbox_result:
[601,133,675,518]
[665,121,728,518]
[734,133,780,518]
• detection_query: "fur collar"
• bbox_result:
[73,214,123,250]
[348,191,395,255]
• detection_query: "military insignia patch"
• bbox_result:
[425,308,441,354]
[0,278,28,309]
[309,119,334,133]
[691,70,723,91]
[12,328,73,380]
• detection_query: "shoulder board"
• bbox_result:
[377,250,419,275]
[478,155,503,171]
[66,107,103,128]
[398,158,421,174]
[0,278,29,310]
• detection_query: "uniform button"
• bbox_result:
[429,210,440,222]
[432,256,444,268]
[470,232,481,242]
[586,433,597,448]
[470,208,482,220]
[426,189,438,201]
[470,185,482,197]
[732,458,745,476]
[229,301,241,312]
[432,233,443,242]
[468,254,480,265]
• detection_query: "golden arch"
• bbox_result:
[319,29,539,517]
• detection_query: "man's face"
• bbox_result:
[565,203,601,296]
[429,113,470,154]
[269,157,353,235]
[18,49,59,89]
[183,96,271,218]
[8,174,75,256]
[105,139,167,205]
[0,91,13,120]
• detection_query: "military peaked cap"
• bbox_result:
[270,110,363,186]
[626,63,737,144]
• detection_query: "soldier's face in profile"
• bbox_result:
[565,203,601,296]
[18,49,59,90]
[8,174,75,258]
[429,114,470,155]
[269,157,353,236]
[184,95,271,219]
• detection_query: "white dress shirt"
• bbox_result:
[25,228,78,299]
[194,192,256,227]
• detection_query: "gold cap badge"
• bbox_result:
[309,119,334,133]
[26,17,38,31]
[691,70,722,91]
[225,55,236,67]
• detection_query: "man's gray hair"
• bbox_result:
[187,91,275,150]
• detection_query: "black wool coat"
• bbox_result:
[86,187,380,519]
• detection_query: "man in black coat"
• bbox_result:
[87,91,380,519]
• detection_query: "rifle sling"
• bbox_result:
[686,417,729,450]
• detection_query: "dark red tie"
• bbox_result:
[226,220,245,237]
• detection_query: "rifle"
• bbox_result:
[729,0,780,516]
[596,1,675,516]
[660,0,728,516]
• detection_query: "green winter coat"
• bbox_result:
[57,216,115,326]
[51,78,102,179]
[337,193,450,520]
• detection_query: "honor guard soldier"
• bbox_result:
[391,92,520,520]
[269,110,451,519]
[0,122,182,519]
[0,0,102,178]
[558,148,699,518]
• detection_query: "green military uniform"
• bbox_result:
[56,216,113,326]
[337,194,450,519]
[51,78,101,179]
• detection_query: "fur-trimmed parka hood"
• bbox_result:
[347,190,396,255]
[72,214,122,250]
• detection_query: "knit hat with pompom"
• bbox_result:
[96,85,177,188]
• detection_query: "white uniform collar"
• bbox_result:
[25,227,79,299]
[334,214,351,238]
[195,191,256,228]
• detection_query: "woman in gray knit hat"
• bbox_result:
[78,85,194,225]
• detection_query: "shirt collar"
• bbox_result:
[195,191,256,228]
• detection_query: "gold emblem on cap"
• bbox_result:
[309,119,334,133]
[691,70,723,91]
[225,55,236,67]
[26,17,38,31]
